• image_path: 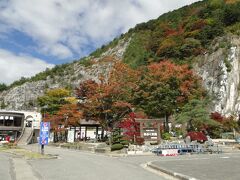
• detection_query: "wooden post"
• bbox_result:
[96,126,99,141]
[73,127,76,142]
[157,121,161,144]
[101,127,104,140]
[79,126,82,141]
[140,122,144,138]
[85,126,87,141]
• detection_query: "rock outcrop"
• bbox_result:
[0,38,131,110]
[1,33,240,117]
[195,35,240,116]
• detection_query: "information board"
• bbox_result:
[39,122,50,145]
[143,128,158,140]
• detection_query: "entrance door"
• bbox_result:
[26,121,32,127]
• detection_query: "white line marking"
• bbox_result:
[220,156,229,159]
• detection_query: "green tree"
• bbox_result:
[37,88,70,115]
[175,99,217,132]
[223,2,240,26]
[0,100,7,109]
[0,83,7,92]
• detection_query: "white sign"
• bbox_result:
[67,130,75,143]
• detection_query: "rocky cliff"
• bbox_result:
[2,35,240,117]
[0,38,131,110]
[195,35,240,116]
[1,0,239,117]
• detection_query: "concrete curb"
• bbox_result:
[3,148,58,160]
[147,161,198,180]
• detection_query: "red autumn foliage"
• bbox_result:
[44,104,82,132]
[119,113,140,138]
[210,112,238,132]
[210,112,224,123]
[76,62,139,129]
[75,80,98,100]
[147,60,203,103]
[119,112,144,144]
[190,19,207,31]
[164,24,185,37]
[186,131,208,142]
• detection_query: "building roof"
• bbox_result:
[80,119,100,125]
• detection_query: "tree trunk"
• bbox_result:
[164,113,169,132]
[187,119,194,132]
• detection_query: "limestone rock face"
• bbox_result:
[0,38,130,111]
[1,34,240,117]
[195,36,240,116]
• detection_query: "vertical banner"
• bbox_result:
[39,122,50,145]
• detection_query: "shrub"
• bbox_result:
[111,144,124,151]
[135,137,145,145]
[227,22,240,35]
[223,2,240,26]
[162,132,171,140]
[186,131,207,142]
[0,83,7,92]
[120,140,129,146]
[79,58,94,67]
[221,132,234,139]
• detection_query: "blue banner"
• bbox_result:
[39,122,50,145]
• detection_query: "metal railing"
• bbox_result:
[152,143,222,155]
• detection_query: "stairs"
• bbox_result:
[17,127,33,145]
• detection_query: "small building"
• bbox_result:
[0,110,41,143]
[77,119,105,141]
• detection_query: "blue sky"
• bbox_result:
[0,0,199,85]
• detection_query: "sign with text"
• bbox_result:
[39,122,50,145]
[143,128,158,140]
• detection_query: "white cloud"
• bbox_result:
[0,0,200,59]
[0,49,54,85]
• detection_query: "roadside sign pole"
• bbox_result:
[39,122,50,155]
[41,144,44,155]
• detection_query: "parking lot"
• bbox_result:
[148,152,240,180]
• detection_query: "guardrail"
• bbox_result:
[152,143,222,156]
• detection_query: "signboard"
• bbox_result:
[39,122,50,145]
[143,128,158,141]
[67,129,75,143]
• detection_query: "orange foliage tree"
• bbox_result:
[133,60,204,132]
[76,62,139,130]
[44,104,82,142]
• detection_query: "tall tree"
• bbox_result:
[175,99,217,132]
[37,88,71,115]
[133,60,204,132]
[76,62,139,130]
[44,102,82,142]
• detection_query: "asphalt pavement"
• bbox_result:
[26,144,169,180]
[148,153,240,180]
[2,144,240,180]
[0,153,13,180]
